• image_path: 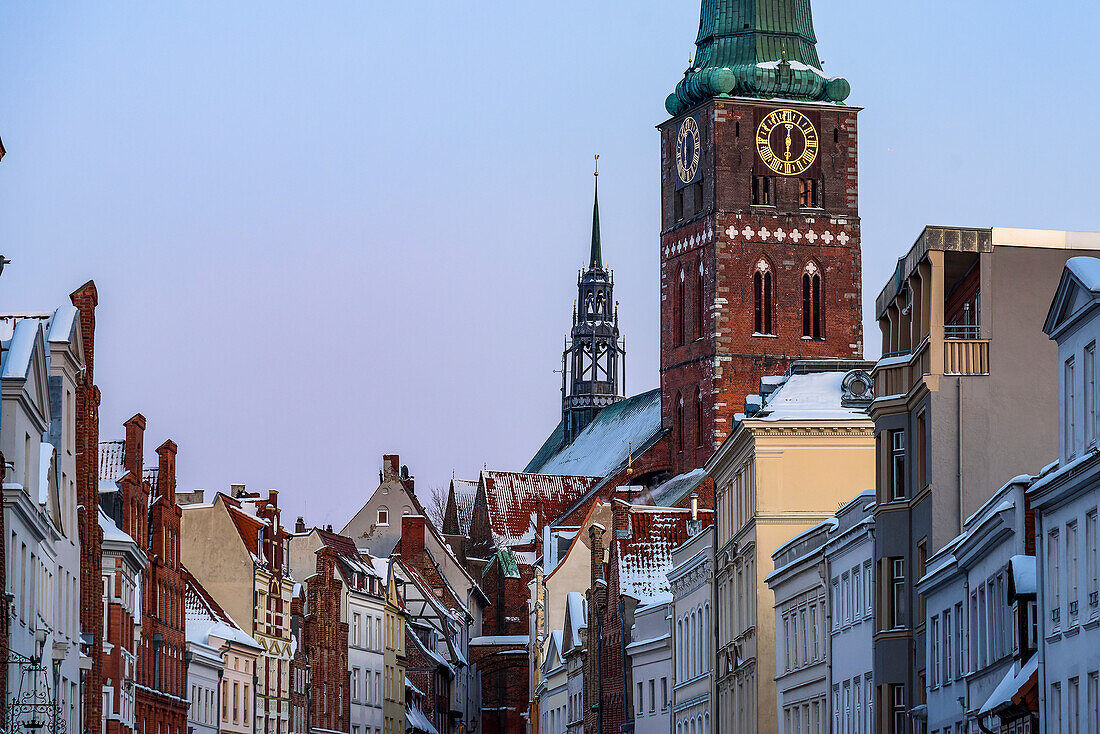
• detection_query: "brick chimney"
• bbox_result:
[123,414,146,476]
[156,440,177,503]
[295,517,306,534]
[589,523,605,589]
[612,497,631,539]
[400,515,426,560]
[382,455,400,482]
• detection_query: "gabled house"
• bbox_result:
[341,454,423,557]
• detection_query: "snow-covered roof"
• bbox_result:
[1065,256,1100,292]
[615,506,713,605]
[481,471,598,547]
[99,440,127,483]
[565,591,586,650]
[469,635,528,647]
[98,508,138,545]
[183,566,260,650]
[979,655,1039,716]
[1010,555,1036,596]
[650,468,707,507]
[45,305,78,344]
[0,318,41,380]
[752,371,870,421]
[450,478,478,535]
[526,388,663,477]
[405,705,441,734]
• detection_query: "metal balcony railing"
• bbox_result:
[945,324,981,340]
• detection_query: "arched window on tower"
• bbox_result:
[753,260,773,335]
[677,267,687,345]
[675,393,685,453]
[696,258,705,338]
[802,262,822,339]
[695,386,705,449]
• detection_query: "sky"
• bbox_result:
[2,1,1098,527]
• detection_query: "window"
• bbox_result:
[753,260,773,335]
[377,508,389,527]
[752,175,772,206]
[1088,343,1097,445]
[674,188,684,221]
[1051,529,1063,625]
[1087,672,1098,734]
[676,393,685,453]
[637,683,644,716]
[1088,510,1099,608]
[942,608,953,684]
[1068,356,1078,457]
[696,259,705,338]
[892,686,906,734]
[802,262,822,339]
[661,677,668,710]
[930,615,940,687]
[1071,677,1081,734]
[891,558,906,628]
[649,679,656,712]
[799,178,820,208]
[692,180,704,215]
[890,431,906,500]
[1070,522,1081,623]
[677,267,687,345]
[695,387,705,449]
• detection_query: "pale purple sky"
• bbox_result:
[2,1,1097,527]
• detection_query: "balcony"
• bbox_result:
[943,339,989,375]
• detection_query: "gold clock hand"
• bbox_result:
[784,124,793,161]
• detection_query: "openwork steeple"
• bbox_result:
[665,0,851,115]
[561,157,626,443]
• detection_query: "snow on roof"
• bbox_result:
[565,591,586,649]
[451,479,478,535]
[650,468,707,507]
[98,508,138,545]
[527,389,663,477]
[1010,555,1036,596]
[99,441,127,483]
[615,506,713,605]
[183,566,258,649]
[143,467,159,494]
[481,471,598,547]
[1,318,40,380]
[405,704,441,734]
[45,305,78,344]
[753,372,870,421]
[469,635,528,646]
[1066,256,1100,292]
[405,675,424,697]
[979,655,1039,716]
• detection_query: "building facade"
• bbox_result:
[870,227,1100,730]
[668,524,713,734]
[709,361,875,734]
[1031,256,1100,733]
[628,600,673,734]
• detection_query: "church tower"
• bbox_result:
[660,0,864,474]
[562,160,626,443]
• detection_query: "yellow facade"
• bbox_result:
[710,415,874,734]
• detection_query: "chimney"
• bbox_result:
[613,497,631,539]
[268,489,279,509]
[69,281,98,384]
[231,484,246,498]
[691,491,699,522]
[400,515,427,559]
[295,517,306,534]
[156,440,177,503]
[324,524,333,533]
[589,523,605,589]
[123,414,146,476]
[382,455,400,482]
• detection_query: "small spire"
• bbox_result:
[590,155,604,270]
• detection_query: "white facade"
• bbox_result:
[348,581,386,734]
[823,490,875,734]
[537,630,568,734]
[668,524,712,734]
[628,600,673,734]
[766,519,829,734]
[1,310,85,734]
[916,476,1037,734]
[1033,257,1100,734]
[186,639,223,734]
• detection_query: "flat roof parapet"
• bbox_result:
[876,226,992,319]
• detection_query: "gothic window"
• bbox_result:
[696,259,705,338]
[752,176,772,206]
[802,262,822,339]
[799,179,820,208]
[676,267,687,345]
[695,387,704,448]
[675,393,685,453]
[753,260,773,335]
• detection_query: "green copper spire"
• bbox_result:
[666,0,850,116]
[590,155,603,270]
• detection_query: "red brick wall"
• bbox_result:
[71,281,106,734]
[304,548,350,732]
[658,101,863,476]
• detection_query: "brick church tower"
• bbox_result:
[659,0,864,474]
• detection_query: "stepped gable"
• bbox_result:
[481,471,599,546]
[526,388,664,477]
[613,505,713,605]
[98,440,126,483]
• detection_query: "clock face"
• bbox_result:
[676,116,701,185]
[756,109,819,176]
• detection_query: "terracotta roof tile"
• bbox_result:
[481,471,599,546]
[614,506,714,605]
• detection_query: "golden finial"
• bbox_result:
[594,154,599,177]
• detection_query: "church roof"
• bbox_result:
[665,0,850,115]
[450,478,478,536]
[481,471,599,547]
[526,388,664,478]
